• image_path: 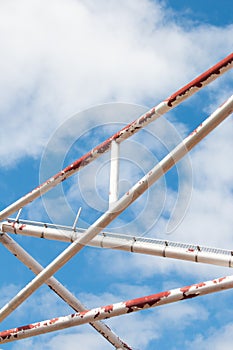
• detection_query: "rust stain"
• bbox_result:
[166,53,233,107]
[94,311,100,319]
[218,277,227,283]
[125,291,171,313]
[187,248,195,252]
[181,292,199,300]
[180,286,191,294]
[138,110,154,125]
[195,282,206,289]
[49,318,59,325]
[0,324,35,340]
[104,305,113,313]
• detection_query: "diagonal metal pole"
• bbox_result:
[1,273,233,343]
[0,95,232,323]
[0,53,232,222]
[0,232,132,350]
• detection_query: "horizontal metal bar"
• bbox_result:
[0,94,232,325]
[0,233,131,350]
[3,221,233,268]
[0,53,232,222]
[1,273,233,343]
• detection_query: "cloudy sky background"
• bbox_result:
[0,0,233,349]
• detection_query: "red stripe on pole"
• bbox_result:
[166,52,233,107]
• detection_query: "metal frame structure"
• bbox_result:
[0,53,232,347]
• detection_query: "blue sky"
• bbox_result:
[0,0,233,349]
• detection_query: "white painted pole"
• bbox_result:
[109,140,120,207]
[2,221,233,268]
[72,207,82,232]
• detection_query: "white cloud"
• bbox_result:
[171,117,233,249]
[0,283,73,326]
[0,0,232,166]
[0,283,20,307]
[186,323,233,350]
[11,329,111,350]
[156,301,208,329]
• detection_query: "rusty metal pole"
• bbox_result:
[1,274,233,344]
[0,95,232,323]
[0,54,232,222]
[0,232,132,350]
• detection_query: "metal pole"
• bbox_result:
[1,273,233,343]
[0,54,232,222]
[3,221,233,268]
[72,207,82,232]
[109,140,120,207]
[0,232,132,350]
[15,208,22,222]
[0,95,232,323]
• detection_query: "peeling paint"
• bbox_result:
[104,305,114,313]
[166,53,233,107]
[1,274,233,344]
[125,291,171,313]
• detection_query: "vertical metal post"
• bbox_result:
[109,140,120,208]
[15,208,23,222]
[72,207,82,232]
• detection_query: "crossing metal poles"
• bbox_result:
[0,53,232,347]
[0,94,232,324]
[0,232,132,350]
[0,53,232,222]
[1,273,233,344]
